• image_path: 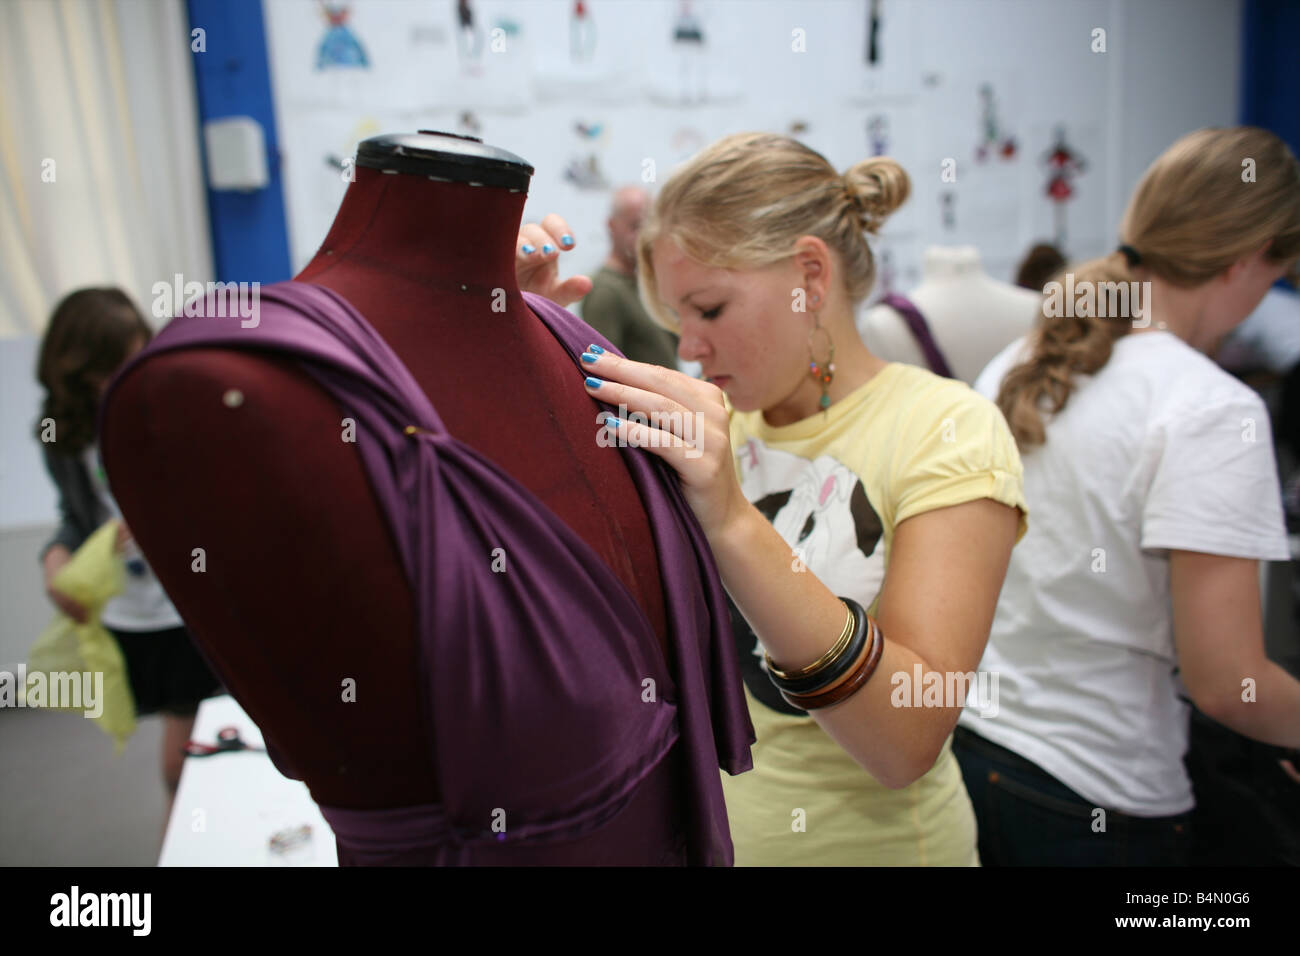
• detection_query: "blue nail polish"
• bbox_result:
[561,234,573,246]
[605,416,621,428]
[521,244,535,254]
[587,344,605,354]
[585,376,602,388]
[582,352,599,364]
[542,244,555,254]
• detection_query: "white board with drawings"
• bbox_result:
[265,0,536,114]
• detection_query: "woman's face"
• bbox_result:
[652,235,815,413]
[1202,249,1294,349]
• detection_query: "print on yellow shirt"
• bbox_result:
[721,362,1027,866]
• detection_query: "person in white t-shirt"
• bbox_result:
[953,126,1300,866]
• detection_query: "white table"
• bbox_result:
[158,694,337,866]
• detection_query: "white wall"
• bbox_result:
[0,0,1246,534]
[0,0,212,668]
[264,0,1241,288]
[0,336,53,530]
[0,0,1243,665]
[1115,0,1242,228]
[0,337,59,668]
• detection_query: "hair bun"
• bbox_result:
[843,158,910,233]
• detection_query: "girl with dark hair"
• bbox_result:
[35,287,221,832]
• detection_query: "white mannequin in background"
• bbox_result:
[858,245,1041,385]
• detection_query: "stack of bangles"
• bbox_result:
[763,597,884,711]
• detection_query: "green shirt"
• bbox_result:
[580,266,679,368]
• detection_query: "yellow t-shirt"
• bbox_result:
[721,362,1028,865]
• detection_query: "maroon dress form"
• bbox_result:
[100,132,750,863]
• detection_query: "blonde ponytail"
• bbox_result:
[636,132,911,331]
[843,157,910,235]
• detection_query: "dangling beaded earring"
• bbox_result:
[807,299,835,412]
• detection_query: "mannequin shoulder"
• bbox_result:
[857,303,927,365]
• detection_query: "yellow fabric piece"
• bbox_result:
[23,520,136,751]
[721,363,1027,865]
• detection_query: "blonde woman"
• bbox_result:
[953,126,1300,866]
[518,132,1027,865]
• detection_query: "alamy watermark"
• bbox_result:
[597,404,705,459]
[152,274,260,328]
[1,665,103,718]
[1043,274,1154,328]
[50,886,150,935]
[890,663,1000,718]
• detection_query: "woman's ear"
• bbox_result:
[792,247,831,314]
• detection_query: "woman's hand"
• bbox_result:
[515,214,593,308]
[579,346,751,541]
[42,545,88,624]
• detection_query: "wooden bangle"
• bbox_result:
[780,615,885,711]
[767,598,868,696]
[779,614,872,698]
[778,615,873,707]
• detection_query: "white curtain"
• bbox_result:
[0,0,213,337]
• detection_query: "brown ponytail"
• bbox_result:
[997,252,1135,447]
[998,126,1300,448]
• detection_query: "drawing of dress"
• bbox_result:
[940,191,956,231]
[673,1,706,104]
[316,1,368,70]
[865,0,881,67]
[1042,125,1087,247]
[673,4,704,43]
[457,0,483,60]
[867,114,889,156]
[563,154,609,191]
[974,84,1016,162]
[571,0,596,63]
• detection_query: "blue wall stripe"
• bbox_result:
[1240,0,1300,292]
[1240,0,1300,156]
[186,0,292,283]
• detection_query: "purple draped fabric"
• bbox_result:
[881,292,956,379]
[100,280,754,865]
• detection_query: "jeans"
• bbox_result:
[953,725,1193,866]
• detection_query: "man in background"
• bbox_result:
[581,186,679,368]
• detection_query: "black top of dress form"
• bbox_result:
[355,131,533,190]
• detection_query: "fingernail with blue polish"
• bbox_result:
[561,234,573,246]
[604,416,621,429]
[587,344,605,354]
[542,244,555,254]
[585,376,602,388]
[521,244,535,254]
[582,352,598,363]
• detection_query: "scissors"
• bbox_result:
[183,725,266,757]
